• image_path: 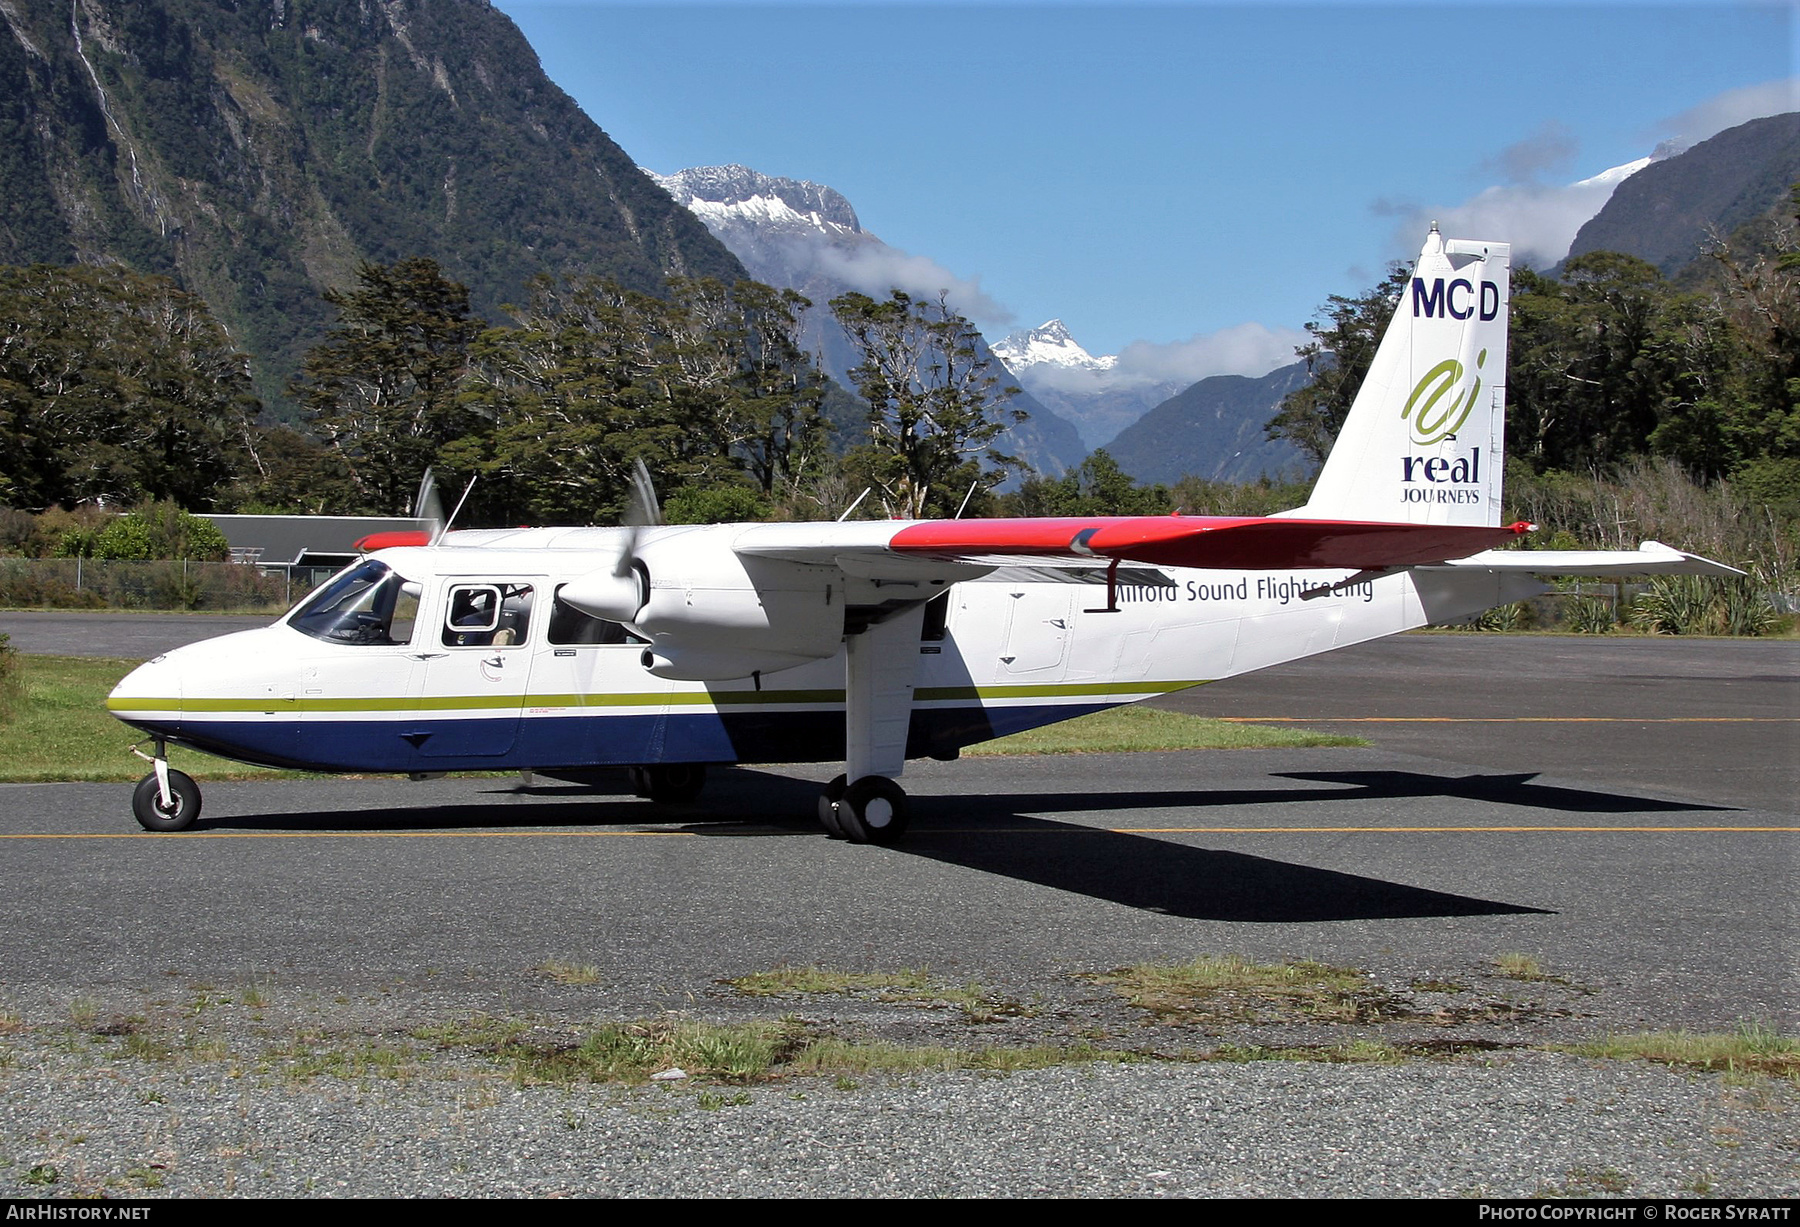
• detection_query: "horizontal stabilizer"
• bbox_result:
[1424,541,1744,577]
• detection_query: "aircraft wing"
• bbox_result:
[733,515,1533,575]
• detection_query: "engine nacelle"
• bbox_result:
[571,528,843,681]
[637,646,832,682]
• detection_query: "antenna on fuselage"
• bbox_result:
[434,475,478,547]
[837,487,872,522]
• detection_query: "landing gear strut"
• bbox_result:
[817,774,848,838]
[130,740,201,832]
[816,603,924,845]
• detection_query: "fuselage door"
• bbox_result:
[999,587,1073,674]
[412,579,541,759]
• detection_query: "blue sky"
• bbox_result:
[493,1,1796,378]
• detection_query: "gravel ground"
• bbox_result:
[1,984,1794,1199]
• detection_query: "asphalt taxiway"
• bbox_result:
[2,618,1796,1196]
[0,619,1792,1032]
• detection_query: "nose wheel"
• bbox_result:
[132,768,201,832]
[128,740,201,832]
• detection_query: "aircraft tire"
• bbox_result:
[837,776,908,845]
[642,763,706,805]
[132,770,201,832]
[817,774,848,839]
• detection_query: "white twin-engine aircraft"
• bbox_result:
[109,229,1737,839]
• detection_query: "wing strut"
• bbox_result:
[1083,559,1121,614]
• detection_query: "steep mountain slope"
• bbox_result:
[656,165,1088,477]
[0,0,743,412]
[1565,113,1800,276]
[1101,362,1309,486]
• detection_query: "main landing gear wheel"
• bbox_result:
[834,775,908,845]
[132,769,201,832]
[629,764,707,805]
[816,774,848,839]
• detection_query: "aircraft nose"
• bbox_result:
[107,655,182,731]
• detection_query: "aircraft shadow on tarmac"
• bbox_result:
[1268,769,1734,814]
[176,766,1735,922]
[885,770,1737,922]
[898,818,1554,923]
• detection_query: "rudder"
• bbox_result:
[1287,227,1511,527]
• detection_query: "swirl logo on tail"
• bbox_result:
[1403,348,1486,445]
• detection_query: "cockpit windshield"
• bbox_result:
[288,560,419,646]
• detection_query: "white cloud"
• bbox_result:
[1388,173,1640,268]
[1482,120,1579,185]
[798,238,1016,328]
[1661,79,1800,146]
[1384,78,1798,268]
[1092,322,1307,388]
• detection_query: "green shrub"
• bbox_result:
[663,485,772,525]
[1563,594,1616,634]
[1459,601,1530,631]
[87,502,229,561]
[1629,575,1779,636]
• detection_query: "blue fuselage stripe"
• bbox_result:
[118,703,1113,773]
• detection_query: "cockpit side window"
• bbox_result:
[288,560,419,646]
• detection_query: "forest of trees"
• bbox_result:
[2,195,1796,623]
[1266,212,1800,513]
[0,259,1020,529]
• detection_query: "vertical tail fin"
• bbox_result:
[1286,228,1511,527]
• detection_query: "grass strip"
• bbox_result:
[0,655,278,783]
[1558,1025,1800,1080]
[968,704,1366,755]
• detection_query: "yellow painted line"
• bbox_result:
[918,680,1204,701]
[1218,716,1798,724]
[1100,825,1796,834]
[0,824,1789,842]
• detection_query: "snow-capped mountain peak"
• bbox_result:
[652,165,863,239]
[1573,156,1654,191]
[993,319,1117,373]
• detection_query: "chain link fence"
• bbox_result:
[0,559,339,612]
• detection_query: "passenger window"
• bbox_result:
[443,583,534,647]
[549,585,646,645]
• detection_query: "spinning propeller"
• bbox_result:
[563,459,662,623]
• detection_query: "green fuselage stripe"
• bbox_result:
[107,678,1206,717]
